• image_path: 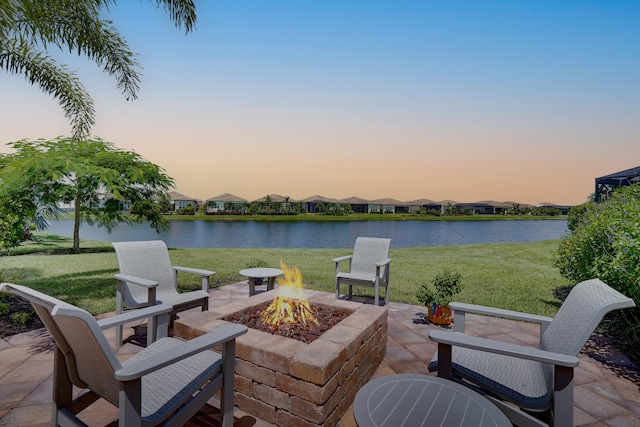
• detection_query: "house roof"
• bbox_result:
[338,196,369,204]
[472,200,513,208]
[369,198,406,205]
[595,166,640,201]
[596,166,640,184]
[301,195,338,203]
[503,200,536,208]
[168,190,199,202]
[206,193,247,202]
[436,199,460,206]
[251,194,290,203]
[404,198,436,205]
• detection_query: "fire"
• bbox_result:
[260,261,319,327]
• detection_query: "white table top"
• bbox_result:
[354,374,511,427]
[239,268,284,278]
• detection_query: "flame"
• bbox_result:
[260,261,319,327]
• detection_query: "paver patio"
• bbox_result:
[1,282,639,426]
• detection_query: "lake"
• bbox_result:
[45,219,568,248]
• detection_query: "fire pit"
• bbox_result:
[225,300,351,344]
[175,267,387,427]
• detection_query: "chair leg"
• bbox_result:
[120,380,143,427]
[52,346,73,426]
[436,342,453,380]
[221,340,236,427]
[374,276,381,306]
[374,284,379,306]
[147,314,157,345]
[552,365,574,427]
[155,312,169,341]
[115,292,124,346]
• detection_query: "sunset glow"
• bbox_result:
[1,1,638,206]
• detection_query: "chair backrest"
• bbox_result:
[0,283,121,404]
[541,278,636,356]
[112,240,177,304]
[350,237,391,275]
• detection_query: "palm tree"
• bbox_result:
[0,0,197,139]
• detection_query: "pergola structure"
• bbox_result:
[595,166,640,202]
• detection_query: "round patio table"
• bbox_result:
[239,267,283,296]
[353,374,511,427]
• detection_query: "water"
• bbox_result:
[44,219,568,248]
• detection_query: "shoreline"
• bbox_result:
[162,213,568,222]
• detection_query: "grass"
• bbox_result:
[0,233,569,317]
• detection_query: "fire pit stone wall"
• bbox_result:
[175,289,388,427]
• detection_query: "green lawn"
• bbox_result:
[0,234,569,317]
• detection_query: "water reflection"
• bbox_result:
[45,219,568,248]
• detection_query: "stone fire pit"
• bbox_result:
[175,288,388,427]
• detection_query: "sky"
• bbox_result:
[1,0,639,206]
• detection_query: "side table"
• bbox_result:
[239,267,283,296]
[353,374,511,427]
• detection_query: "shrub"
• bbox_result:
[10,311,31,324]
[565,202,593,232]
[245,258,268,269]
[177,205,195,215]
[417,270,463,306]
[0,302,9,316]
[555,184,640,329]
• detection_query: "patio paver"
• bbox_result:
[1,282,638,426]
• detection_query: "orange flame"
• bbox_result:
[260,261,319,327]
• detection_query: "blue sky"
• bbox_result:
[1,1,639,205]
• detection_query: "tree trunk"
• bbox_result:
[73,197,81,252]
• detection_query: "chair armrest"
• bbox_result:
[97,304,173,330]
[449,302,553,325]
[429,330,579,367]
[172,266,216,277]
[172,266,215,292]
[375,258,392,267]
[114,324,248,381]
[331,255,352,263]
[114,274,158,288]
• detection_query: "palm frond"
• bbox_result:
[13,0,141,100]
[0,38,95,139]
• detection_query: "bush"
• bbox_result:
[10,311,31,324]
[416,270,463,306]
[555,184,640,330]
[565,202,592,232]
[245,258,268,269]
[177,205,195,215]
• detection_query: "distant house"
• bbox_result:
[337,196,369,213]
[595,166,640,202]
[168,190,573,217]
[301,195,337,213]
[457,200,513,214]
[251,194,291,213]
[368,198,405,214]
[404,199,436,214]
[205,193,247,213]
[539,203,572,215]
[168,190,200,213]
[433,200,460,215]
